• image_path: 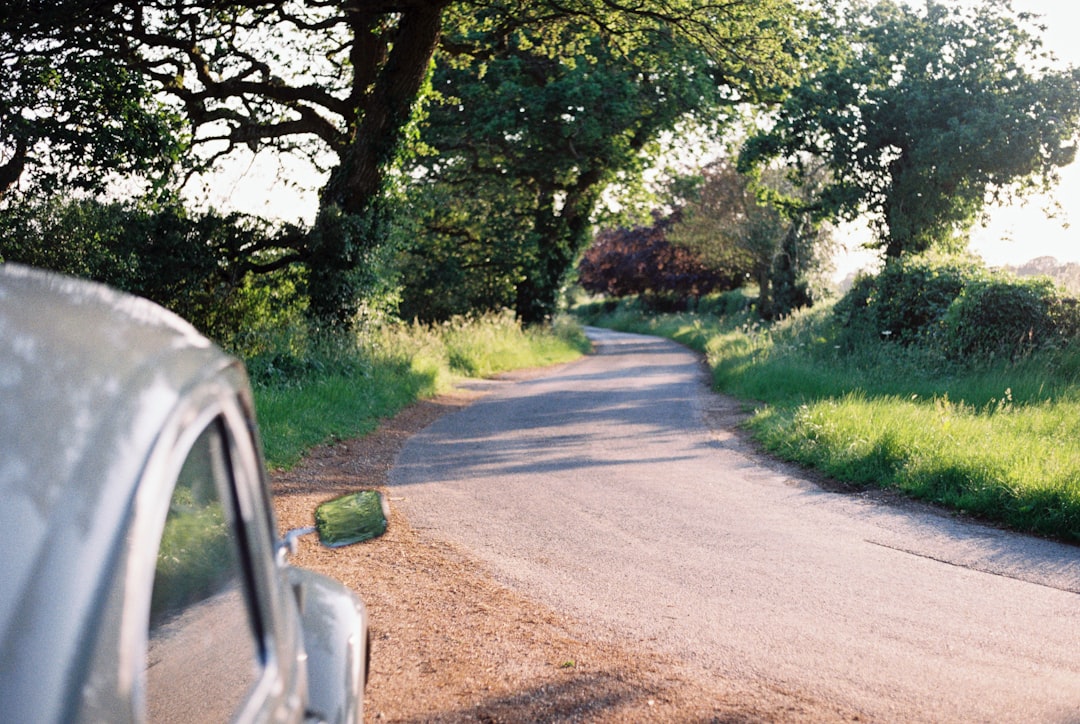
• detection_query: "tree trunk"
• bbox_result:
[0,138,26,200]
[755,266,772,319]
[322,5,444,215]
[308,4,446,327]
[515,172,603,325]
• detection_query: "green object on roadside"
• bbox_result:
[314,490,388,547]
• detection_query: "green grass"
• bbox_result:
[249,312,589,469]
[580,297,1080,543]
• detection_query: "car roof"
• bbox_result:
[0,264,240,697]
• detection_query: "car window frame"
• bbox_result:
[118,374,296,723]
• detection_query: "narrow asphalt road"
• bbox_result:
[390,327,1080,722]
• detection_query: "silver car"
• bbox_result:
[0,264,376,723]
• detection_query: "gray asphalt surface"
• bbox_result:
[390,327,1080,722]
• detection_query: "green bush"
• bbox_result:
[695,288,756,317]
[830,271,877,348]
[1050,296,1080,342]
[0,194,307,346]
[830,253,1080,364]
[942,277,1080,360]
[833,253,984,347]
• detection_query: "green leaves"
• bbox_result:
[405,0,808,323]
[740,0,1080,261]
[0,3,184,197]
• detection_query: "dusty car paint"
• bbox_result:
[0,264,368,723]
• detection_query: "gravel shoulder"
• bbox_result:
[271,380,861,723]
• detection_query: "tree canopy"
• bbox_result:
[400,0,808,322]
[9,0,1077,327]
[669,158,835,318]
[3,0,810,325]
[0,1,181,198]
[739,0,1080,261]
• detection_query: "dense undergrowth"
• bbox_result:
[576,275,1080,544]
[247,312,590,469]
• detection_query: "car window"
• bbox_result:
[145,419,262,722]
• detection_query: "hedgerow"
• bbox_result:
[833,253,1080,362]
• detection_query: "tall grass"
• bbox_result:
[249,312,589,469]
[581,297,1080,543]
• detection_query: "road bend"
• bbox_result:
[389,327,1080,722]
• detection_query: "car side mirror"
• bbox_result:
[280,490,389,560]
[314,490,389,547]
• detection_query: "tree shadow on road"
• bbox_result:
[390,670,760,723]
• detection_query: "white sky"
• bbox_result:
[204,0,1080,279]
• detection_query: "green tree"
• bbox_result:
[3,0,449,325]
[401,1,807,323]
[121,0,450,326]
[670,159,834,318]
[739,0,1080,261]
[4,0,805,325]
[394,172,533,322]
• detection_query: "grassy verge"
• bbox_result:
[578,298,1080,543]
[248,312,589,469]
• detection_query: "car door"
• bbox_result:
[132,377,307,723]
